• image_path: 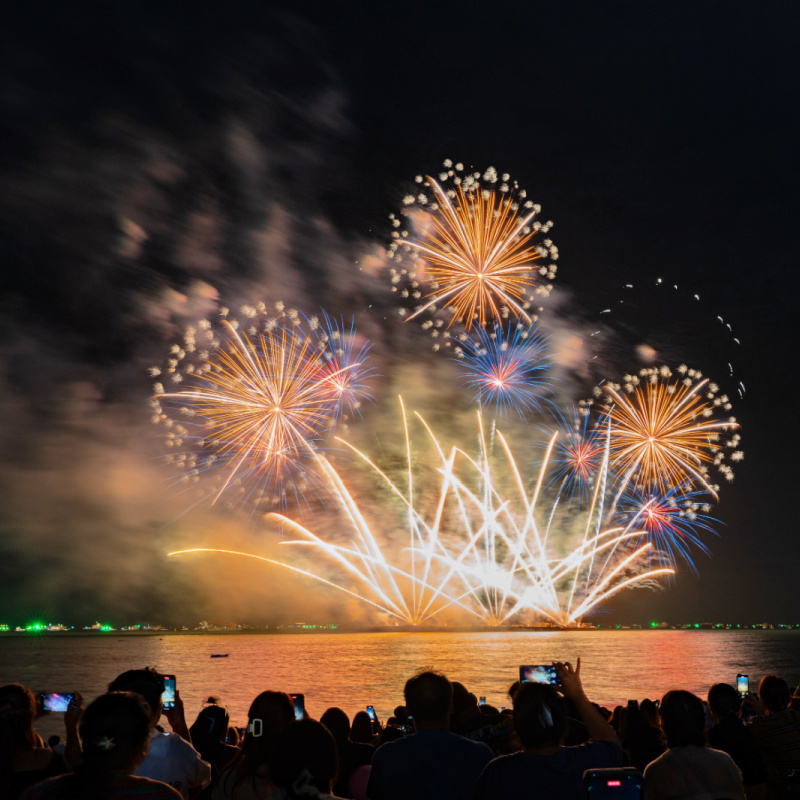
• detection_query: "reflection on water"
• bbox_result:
[4,630,800,738]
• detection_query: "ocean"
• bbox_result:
[4,629,799,739]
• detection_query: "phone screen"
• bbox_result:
[737,674,749,697]
[366,705,377,722]
[520,665,560,685]
[479,696,486,706]
[291,694,305,721]
[162,675,176,709]
[41,692,74,713]
[583,769,643,799]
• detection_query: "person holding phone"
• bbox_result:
[108,668,211,800]
[474,660,622,800]
[20,692,182,800]
[706,684,767,800]
[0,683,79,799]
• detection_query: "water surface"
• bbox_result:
[4,630,798,738]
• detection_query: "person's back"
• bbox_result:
[213,690,295,800]
[319,707,374,798]
[707,683,767,799]
[108,668,211,799]
[366,671,493,800]
[369,728,493,800]
[643,690,744,800]
[475,661,622,800]
[748,675,800,800]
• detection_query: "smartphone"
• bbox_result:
[584,767,643,799]
[737,674,749,698]
[479,696,486,706]
[520,665,560,685]
[40,692,75,713]
[366,705,377,722]
[161,675,176,710]
[291,693,305,721]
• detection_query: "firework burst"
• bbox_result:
[150,303,373,512]
[595,366,742,496]
[454,322,553,417]
[388,161,558,331]
[617,484,716,571]
[539,406,609,510]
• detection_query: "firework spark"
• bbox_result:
[618,484,716,571]
[540,406,608,510]
[455,322,553,417]
[170,400,674,625]
[150,304,373,511]
[596,366,741,496]
[388,162,558,331]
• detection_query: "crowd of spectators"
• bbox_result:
[2,661,800,800]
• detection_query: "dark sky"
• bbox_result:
[0,1,797,626]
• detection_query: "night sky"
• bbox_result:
[0,1,797,626]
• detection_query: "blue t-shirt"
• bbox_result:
[475,741,623,800]
[366,729,494,800]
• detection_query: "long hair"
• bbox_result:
[190,705,230,756]
[218,690,294,798]
[269,720,338,799]
[64,692,151,800]
[0,684,38,794]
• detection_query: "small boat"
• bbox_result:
[210,653,229,658]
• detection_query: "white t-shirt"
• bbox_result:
[643,744,745,800]
[137,729,212,800]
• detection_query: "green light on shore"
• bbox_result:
[650,621,658,628]
[26,622,47,631]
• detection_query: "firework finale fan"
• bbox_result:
[108,668,211,799]
[707,683,767,799]
[366,670,493,800]
[213,690,295,800]
[747,675,800,800]
[319,707,374,799]
[266,719,344,799]
[643,690,744,800]
[189,704,239,799]
[474,660,622,800]
[21,691,181,800]
[0,684,74,799]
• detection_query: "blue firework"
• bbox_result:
[618,483,717,571]
[311,311,376,421]
[455,323,553,417]
[539,406,609,510]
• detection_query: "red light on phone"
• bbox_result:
[607,780,621,787]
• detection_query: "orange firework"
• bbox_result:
[388,162,557,331]
[151,305,373,510]
[599,366,742,496]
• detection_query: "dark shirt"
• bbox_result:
[475,741,623,800]
[333,738,374,798]
[9,750,68,799]
[749,709,800,799]
[708,716,768,786]
[21,774,182,800]
[366,729,493,800]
